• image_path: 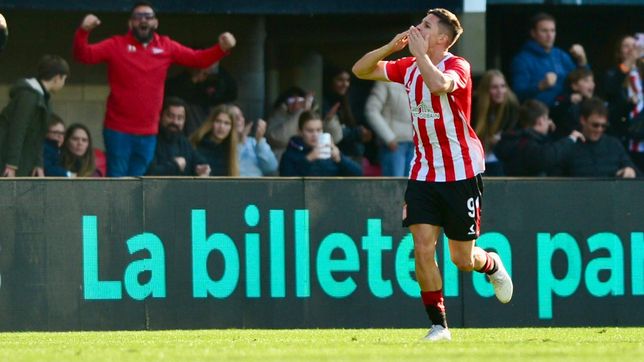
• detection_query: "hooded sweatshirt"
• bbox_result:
[511,40,581,106]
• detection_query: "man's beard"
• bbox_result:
[160,125,181,141]
[133,26,154,44]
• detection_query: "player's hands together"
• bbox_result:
[81,14,101,31]
[569,44,587,66]
[408,26,428,58]
[387,31,409,54]
[219,32,236,51]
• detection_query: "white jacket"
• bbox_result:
[364,81,413,144]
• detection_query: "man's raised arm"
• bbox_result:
[352,31,408,81]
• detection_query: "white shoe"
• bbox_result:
[423,325,451,341]
[488,252,513,303]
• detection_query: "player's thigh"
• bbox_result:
[441,175,483,242]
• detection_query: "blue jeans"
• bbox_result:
[379,141,414,177]
[103,128,156,177]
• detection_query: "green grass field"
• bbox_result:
[0,328,643,361]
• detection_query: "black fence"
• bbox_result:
[0,178,642,331]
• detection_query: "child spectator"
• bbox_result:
[279,110,362,177]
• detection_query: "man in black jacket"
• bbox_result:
[146,97,211,176]
[558,97,639,178]
[496,99,585,176]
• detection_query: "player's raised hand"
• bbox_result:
[219,32,236,51]
[387,31,409,53]
[408,26,428,58]
[81,14,101,31]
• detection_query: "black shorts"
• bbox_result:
[402,174,483,241]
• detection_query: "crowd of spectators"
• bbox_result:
[0,6,642,179]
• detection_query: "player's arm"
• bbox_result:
[408,26,453,94]
[352,31,408,81]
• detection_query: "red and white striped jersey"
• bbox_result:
[385,54,485,182]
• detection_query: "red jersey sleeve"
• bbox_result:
[169,39,230,69]
[384,57,415,84]
[444,57,471,92]
[73,28,115,64]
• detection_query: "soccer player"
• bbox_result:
[352,8,513,341]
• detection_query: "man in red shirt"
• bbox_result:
[353,8,513,341]
[73,1,236,176]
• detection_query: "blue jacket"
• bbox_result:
[279,136,362,177]
[511,40,580,106]
[43,138,68,176]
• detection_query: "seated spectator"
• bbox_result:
[165,62,238,137]
[146,97,211,176]
[279,110,362,177]
[59,123,103,177]
[511,12,589,106]
[230,104,278,177]
[602,34,644,171]
[558,97,639,178]
[473,69,520,176]
[364,81,413,177]
[0,54,69,177]
[323,66,372,168]
[44,114,68,176]
[551,68,596,139]
[495,99,584,176]
[190,104,239,176]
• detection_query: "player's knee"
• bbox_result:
[451,255,474,271]
[413,242,436,260]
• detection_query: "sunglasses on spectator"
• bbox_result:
[48,130,65,136]
[589,122,608,130]
[131,12,155,21]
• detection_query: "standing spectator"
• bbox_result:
[323,66,373,168]
[58,124,103,177]
[511,12,588,106]
[267,87,341,160]
[73,1,236,176]
[495,99,584,176]
[43,114,69,176]
[146,97,211,176]
[602,34,644,171]
[231,104,278,177]
[0,13,7,52]
[364,81,413,177]
[190,104,239,176]
[472,69,520,176]
[558,97,639,178]
[165,62,238,137]
[551,68,596,139]
[0,55,69,177]
[279,111,362,177]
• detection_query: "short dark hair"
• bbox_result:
[37,55,70,81]
[298,110,321,130]
[131,1,156,15]
[530,12,556,31]
[427,8,463,48]
[47,113,65,128]
[567,68,594,86]
[580,97,608,119]
[162,96,187,113]
[519,99,549,128]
